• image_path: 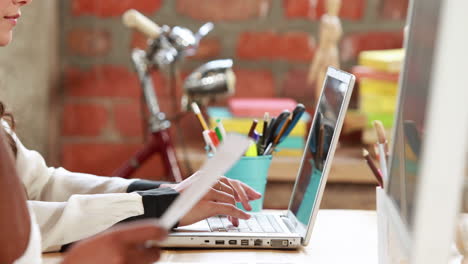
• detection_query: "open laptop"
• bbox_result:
[163,67,355,249]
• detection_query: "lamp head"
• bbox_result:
[181,59,236,111]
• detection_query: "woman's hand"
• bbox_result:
[62,221,167,264]
[160,172,262,227]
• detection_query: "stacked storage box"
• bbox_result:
[356,49,404,144]
[207,106,310,157]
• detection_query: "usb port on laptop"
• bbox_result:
[215,240,225,245]
[228,240,237,245]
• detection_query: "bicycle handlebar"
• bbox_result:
[123,9,162,39]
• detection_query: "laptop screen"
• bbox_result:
[288,69,353,235]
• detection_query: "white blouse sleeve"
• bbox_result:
[14,137,136,202]
[13,205,42,264]
[5,122,145,252]
[29,193,144,252]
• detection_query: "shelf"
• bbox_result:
[177,145,377,185]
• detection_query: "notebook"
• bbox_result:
[163,67,355,248]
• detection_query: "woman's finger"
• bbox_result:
[228,215,239,227]
[205,188,236,205]
[218,177,236,198]
[219,177,239,200]
[229,180,252,211]
[126,246,161,264]
[110,222,167,245]
[207,202,250,221]
[238,181,262,200]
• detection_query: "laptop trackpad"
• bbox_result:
[173,220,211,233]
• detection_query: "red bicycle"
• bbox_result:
[112,10,235,182]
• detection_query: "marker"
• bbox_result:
[247,119,258,139]
[362,148,383,188]
[373,120,388,181]
[214,126,224,142]
[245,141,258,157]
[208,130,220,147]
[216,119,227,138]
[203,130,216,153]
[191,102,209,131]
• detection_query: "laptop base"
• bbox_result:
[164,213,302,249]
[162,235,302,249]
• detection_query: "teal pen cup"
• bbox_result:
[224,155,273,212]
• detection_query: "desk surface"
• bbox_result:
[44,209,377,264]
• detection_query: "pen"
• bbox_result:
[259,117,276,155]
[265,114,293,155]
[247,119,258,139]
[362,148,383,188]
[265,110,291,149]
[373,120,388,181]
[262,112,269,137]
[274,115,292,145]
[279,104,306,143]
[259,112,269,146]
[191,102,209,131]
[263,142,273,156]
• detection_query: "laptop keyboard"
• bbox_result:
[207,214,283,233]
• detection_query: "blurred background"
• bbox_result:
[0,0,408,210]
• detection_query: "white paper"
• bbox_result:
[158,134,251,230]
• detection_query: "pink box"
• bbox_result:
[228,98,298,117]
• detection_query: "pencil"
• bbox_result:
[362,148,383,187]
[191,102,209,131]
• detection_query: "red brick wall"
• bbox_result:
[59,0,408,179]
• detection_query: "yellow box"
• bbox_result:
[209,117,307,137]
[358,49,404,73]
[359,78,398,114]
